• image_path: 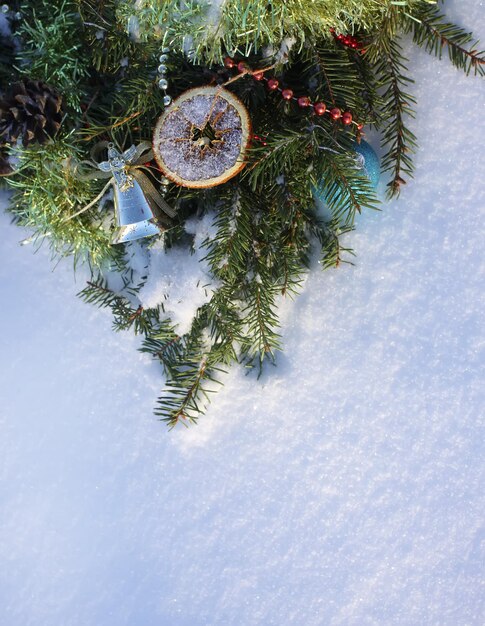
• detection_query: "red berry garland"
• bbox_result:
[342,111,353,125]
[314,102,327,116]
[297,96,311,108]
[223,56,363,132]
[330,28,365,52]
[330,107,341,120]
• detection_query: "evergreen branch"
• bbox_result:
[4,0,482,429]
[406,4,485,76]
[346,48,383,125]
[78,277,161,334]
[203,191,252,284]
[306,46,363,113]
[247,131,307,191]
[369,36,417,197]
[312,145,379,225]
[241,277,282,369]
[163,357,210,429]
[314,220,355,269]
[17,1,90,112]
[152,308,231,428]
[140,332,184,377]
[5,140,113,267]
[117,0,423,64]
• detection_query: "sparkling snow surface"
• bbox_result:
[1,3,484,625]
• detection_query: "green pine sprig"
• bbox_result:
[405,3,485,76]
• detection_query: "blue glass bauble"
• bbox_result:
[353,139,380,189]
[313,140,380,214]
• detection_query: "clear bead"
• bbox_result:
[14,11,21,19]
[160,176,170,186]
[158,54,168,63]
[163,94,172,106]
[158,78,168,89]
[162,47,170,54]
[157,64,167,74]
[1,4,9,14]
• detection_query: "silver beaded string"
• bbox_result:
[157,47,172,107]
[156,45,172,190]
[1,3,21,19]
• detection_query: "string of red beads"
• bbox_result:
[330,28,365,52]
[223,56,359,128]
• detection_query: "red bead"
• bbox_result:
[252,71,264,81]
[337,34,344,41]
[224,57,235,68]
[237,61,248,72]
[297,96,311,108]
[342,111,353,125]
[357,123,364,130]
[314,102,327,116]
[267,78,279,90]
[281,88,293,100]
[330,107,341,120]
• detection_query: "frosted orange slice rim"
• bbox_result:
[153,86,251,189]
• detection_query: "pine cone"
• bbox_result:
[0,150,13,177]
[0,80,63,148]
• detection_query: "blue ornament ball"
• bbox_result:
[353,139,380,189]
[313,139,380,214]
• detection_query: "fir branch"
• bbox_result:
[306,46,362,112]
[346,47,383,125]
[17,1,90,112]
[5,139,113,266]
[78,277,161,334]
[315,220,355,270]
[202,190,253,284]
[311,142,379,225]
[240,273,282,369]
[118,0,423,63]
[247,131,308,191]
[152,308,231,428]
[161,357,210,428]
[405,4,485,76]
[368,36,417,197]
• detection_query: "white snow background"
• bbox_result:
[1,1,484,623]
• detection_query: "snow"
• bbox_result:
[0,1,484,624]
[139,212,218,334]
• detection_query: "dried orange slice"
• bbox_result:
[152,86,251,189]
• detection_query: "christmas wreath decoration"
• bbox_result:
[0,1,483,428]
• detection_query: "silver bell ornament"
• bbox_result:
[98,144,161,245]
[111,179,160,244]
[66,140,176,244]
